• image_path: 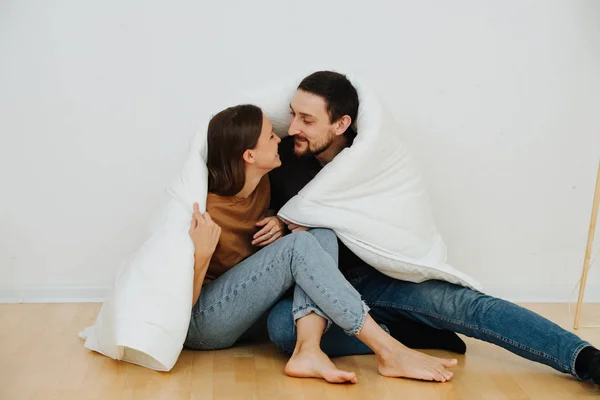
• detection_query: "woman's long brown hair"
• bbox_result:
[206,104,263,196]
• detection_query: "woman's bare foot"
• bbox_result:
[377,345,457,382]
[285,345,357,384]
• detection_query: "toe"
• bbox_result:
[444,358,458,367]
[433,371,445,382]
[442,369,453,381]
[341,371,357,381]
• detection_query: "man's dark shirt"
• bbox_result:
[269,137,365,272]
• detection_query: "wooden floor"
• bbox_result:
[0,303,599,400]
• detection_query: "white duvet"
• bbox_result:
[80,74,482,372]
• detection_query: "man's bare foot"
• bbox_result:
[377,346,457,382]
[285,346,357,384]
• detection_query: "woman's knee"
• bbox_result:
[308,228,338,262]
[308,228,336,242]
[290,230,313,244]
[292,229,337,254]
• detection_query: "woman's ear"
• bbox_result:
[242,149,255,164]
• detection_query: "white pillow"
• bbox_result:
[79,114,212,371]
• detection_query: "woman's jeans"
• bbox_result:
[184,229,369,350]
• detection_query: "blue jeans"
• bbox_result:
[268,264,591,379]
[184,229,369,350]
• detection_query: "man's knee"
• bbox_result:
[267,299,296,355]
[422,280,493,316]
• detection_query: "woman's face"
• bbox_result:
[248,114,281,171]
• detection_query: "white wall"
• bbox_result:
[1,0,599,303]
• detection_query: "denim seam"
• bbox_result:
[292,303,315,314]
[292,249,365,332]
[372,300,571,373]
[292,306,333,332]
[345,301,370,336]
[570,342,593,380]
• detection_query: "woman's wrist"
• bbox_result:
[193,251,212,270]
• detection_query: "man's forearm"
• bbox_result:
[191,253,211,307]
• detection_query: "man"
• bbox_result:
[267,70,600,386]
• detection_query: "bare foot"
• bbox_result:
[378,346,457,383]
[285,347,357,384]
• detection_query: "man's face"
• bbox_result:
[288,90,336,158]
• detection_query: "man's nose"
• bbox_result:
[288,120,301,136]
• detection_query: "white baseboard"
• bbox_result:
[0,283,598,304]
[484,284,600,303]
[0,285,111,303]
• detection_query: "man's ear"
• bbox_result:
[334,115,352,136]
[242,149,255,164]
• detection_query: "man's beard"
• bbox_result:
[294,130,336,159]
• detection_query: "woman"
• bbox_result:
[184,104,457,383]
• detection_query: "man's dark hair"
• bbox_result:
[298,71,359,143]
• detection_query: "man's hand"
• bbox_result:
[252,216,285,247]
[280,218,310,233]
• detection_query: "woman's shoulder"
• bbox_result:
[207,175,269,207]
[206,193,234,211]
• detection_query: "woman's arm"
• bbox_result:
[191,252,212,307]
[189,203,221,307]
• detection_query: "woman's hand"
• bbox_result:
[189,203,221,259]
[252,216,286,247]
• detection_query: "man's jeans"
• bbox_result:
[184,229,369,350]
[268,264,591,379]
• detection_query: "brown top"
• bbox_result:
[203,175,271,284]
